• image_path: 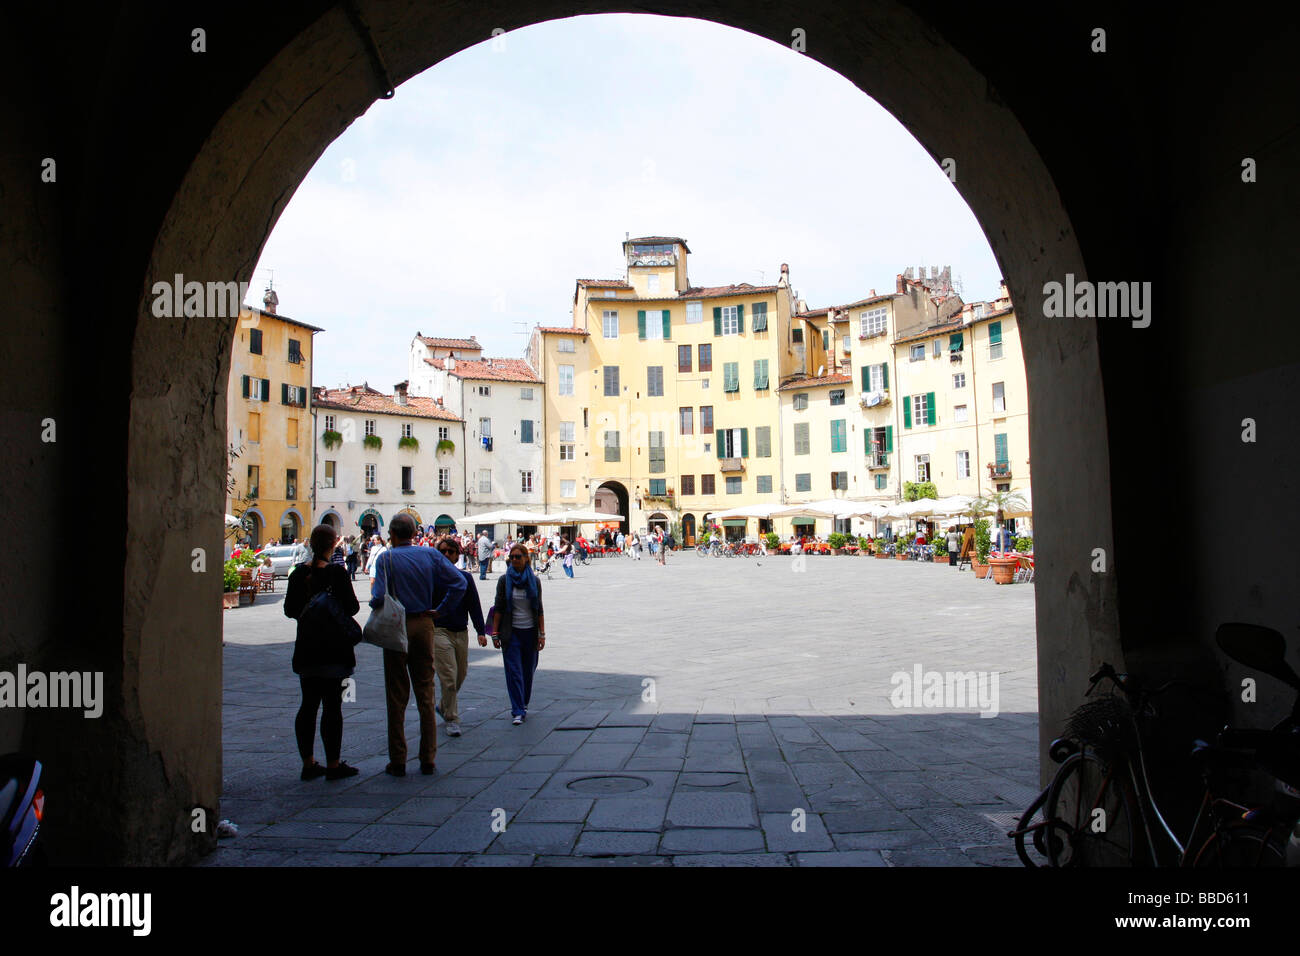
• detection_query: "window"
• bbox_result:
[686,301,702,324]
[679,407,693,434]
[323,414,335,432]
[700,406,714,434]
[401,422,413,439]
[281,383,307,407]
[753,359,769,390]
[954,404,969,423]
[752,302,769,331]
[701,379,709,389]
[831,471,848,491]
[649,479,667,496]
[288,338,303,363]
[988,321,1004,360]
[719,427,747,458]
[558,364,574,396]
[246,464,259,497]
[604,430,620,462]
[476,385,491,397]
[647,273,660,294]
[603,366,619,396]
[560,421,575,460]
[241,376,270,401]
[915,455,930,483]
[439,467,451,492]
[247,412,260,442]
[701,474,715,495]
[520,419,533,443]
[842,335,851,353]
[520,387,534,400]
[521,471,534,494]
[286,417,298,448]
[829,389,845,405]
[995,432,1010,465]
[956,451,970,480]
[933,339,942,358]
[992,382,1006,414]
[698,343,712,371]
[794,422,810,455]
[647,366,664,396]
[875,474,888,490]
[726,476,741,495]
[953,372,966,389]
[792,328,803,344]
[478,469,491,493]
[720,305,739,335]
[860,307,888,337]
[830,419,847,453]
[557,338,575,353]
[795,473,811,492]
[248,328,262,354]
[823,329,830,351]
[681,475,695,496]
[364,464,376,490]
[649,432,665,473]
[285,469,298,499]
[755,426,771,458]
[908,393,935,427]
[723,362,739,392]
[603,310,619,338]
[561,479,576,498]
[438,426,449,441]
[862,363,888,393]
[678,345,692,373]
[793,393,808,411]
[910,344,925,362]
[479,417,491,438]
[583,408,588,429]
[364,419,376,437]
[756,475,772,494]
[402,466,414,493]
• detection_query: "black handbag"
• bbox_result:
[299,586,362,653]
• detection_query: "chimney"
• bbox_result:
[896,274,906,293]
[446,356,455,371]
[262,285,278,314]
[870,288,876,298]
[395,382,408,405]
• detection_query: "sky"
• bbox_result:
[246,14,1002,391]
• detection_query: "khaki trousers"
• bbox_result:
[383,615,438,767]
[433,626,470,722]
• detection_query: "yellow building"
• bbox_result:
[225,289,322,549]
[535,236,799,544]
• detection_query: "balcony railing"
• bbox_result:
[719,457,745,473]
[866,452,889,470]
[988,462,1012,479]
[949,350,963,363]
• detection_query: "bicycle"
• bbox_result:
[1010,622,1300,867]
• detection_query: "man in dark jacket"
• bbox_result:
[433,538,487,737]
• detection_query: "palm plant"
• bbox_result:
[980,487,1028,529]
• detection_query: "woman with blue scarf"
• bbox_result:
[490,543,546,724]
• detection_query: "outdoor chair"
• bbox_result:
[256,569,274,592]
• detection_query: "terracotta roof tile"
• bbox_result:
[445,357,541,383]
[777,373,853,392]
[313,386,462,421]
[537,326,590,335]
[679,283,779,298]
[416,335,482,350]
[576,279,631,288]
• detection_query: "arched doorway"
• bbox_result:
[242,509,264,549]
[434,514,456,534]
[399,507,423,529]
[647,512,668,533]
[681,513,696,547]
[319,510,341,533]
[595,481,629,534]
[278,509,303,544]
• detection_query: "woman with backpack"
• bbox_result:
[284,524,361,781]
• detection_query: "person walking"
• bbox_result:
[558,535,575,579]
[946,525,960,566]
[370,513,467,776]
[616,530,626,554]
[433,536,487,737]
[283,524,361,781]
[656,527,667,565]
[477,530,493,581]
[345,536,359,580]
[490,543,545,725]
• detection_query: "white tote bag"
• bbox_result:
[363,552,409,653]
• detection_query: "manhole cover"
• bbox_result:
[566,775,651,794]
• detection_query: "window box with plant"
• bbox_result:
[321,429,342,450]
[436,438,455,455]
[398,436,419,452]
[363,434,383,450]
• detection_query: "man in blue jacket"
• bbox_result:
[433,537,487,738]
[370,513,466,775]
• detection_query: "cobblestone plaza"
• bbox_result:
[208,553,1038,866]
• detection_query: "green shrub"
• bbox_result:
[398,435,419,451]
[1015,536,1033,552]
[321,429,342,449]
[858,536,871,550]
[233,551,261,568]
[765,532,780,549]
[436,438,456,454]
[828,532,847,549]
[222,559,241,592]
[975,519,992,563]
[363,434,382,450]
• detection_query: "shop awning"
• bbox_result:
[722,519,748,527]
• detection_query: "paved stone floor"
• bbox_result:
[204,551,1039,866]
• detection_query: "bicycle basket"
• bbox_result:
[1064,695,1139,764]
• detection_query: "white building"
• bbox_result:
[312,382,466,539]
[408,335,546,536]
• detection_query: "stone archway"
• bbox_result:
[595,481,631,534]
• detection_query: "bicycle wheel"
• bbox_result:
[1009,783,1052,867]
[1191,821,1287,867]
[1045,750,1142,866]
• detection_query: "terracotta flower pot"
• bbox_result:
[989,556,1019,584]
[896,554,909,561]
[222,591,239,609]
[972,560,990,576]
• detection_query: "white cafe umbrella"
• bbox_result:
[465,509,552,525]
[224,514,243,527]
[550,509,625,523]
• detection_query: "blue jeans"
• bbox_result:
[563,562,574,578]
[479,555,489,580]
[501,625,539,718]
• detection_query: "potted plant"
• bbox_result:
[436,437,455,455]
[321,429,342,449]
[875,536,889,558]
[398,435,419,451]
[828,532,847,554]
[765,532,780,551]
[363,434,382,450]
[1015,535,1033,553]
[972,518,992,576]
[222,559,241,609]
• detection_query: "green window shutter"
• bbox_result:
[926,392,936,425]
[741,428,749,458]
[241,375,249,398]
[262,378,270,399]
[886,425,894,452]
[637,310,646,340]
[995,433,1009,463]
[737,304,745,333]
[865,429,871,453]
[716,434,723,458]
[949,332,964,351]
[662,311,671,339]
[281,382,289,405]
[881,363,889,390]
[713,307,722,336]
[903,396,912,429]
[861,365,869,391]
[988,322,1002,345]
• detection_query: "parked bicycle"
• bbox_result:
[1010,622,1300,867]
